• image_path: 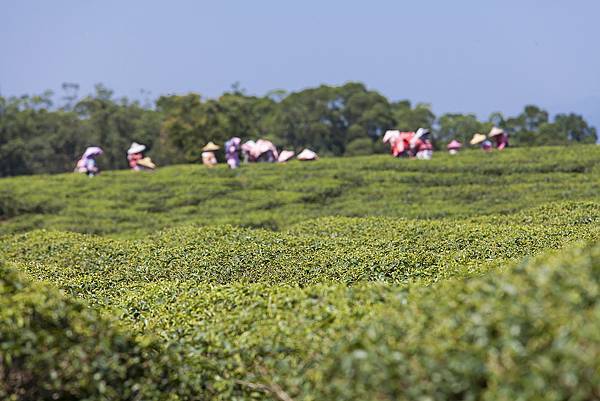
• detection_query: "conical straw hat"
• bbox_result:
[470,133,486,145]
[447,140,462,149]
[137,157,156,169]
[202,141,220,151]
[488,127,505,137]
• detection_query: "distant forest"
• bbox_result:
[0,82,597,177]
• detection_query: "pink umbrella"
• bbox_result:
[227,137,241,147]
[447,140,462,150]
[278,150,295,162]
[82,146,103,159]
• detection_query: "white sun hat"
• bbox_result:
[127,142,146,155]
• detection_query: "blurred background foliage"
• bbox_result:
[0,82,597,177]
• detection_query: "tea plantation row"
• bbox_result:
[1,145,599,400]
[2,200,599,400]
[0,262,187,401]
[0,146,598,238]
[3,202,598,291]
[2,239,599,400]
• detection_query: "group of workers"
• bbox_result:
[383,126,509,159]
[468,127,509,152]
[383,128,435,159]
[200,137,318,169]
[74,142,157,176]
[74,127,509,176]
[74,138,319,176]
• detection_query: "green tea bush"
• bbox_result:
[2,201,598,399]
[0,189,62,219]
[0,146,598,237]
[12,240,596,400]
[314,240,600,401]
[2,146,599,400]
[3,201,598,298]
[0,263,199,401]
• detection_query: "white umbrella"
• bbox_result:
[297,149,318,161]
[277,150,295,162]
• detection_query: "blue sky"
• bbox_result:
[2,0,599,129]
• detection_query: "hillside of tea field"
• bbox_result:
[1,146,599,400]
[1,146,599,237]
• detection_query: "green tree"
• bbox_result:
[269,82,393,155]
[156,92,276,162]
[488,112,505,128]
[75,84,161,169]
[505,105,550,145]
[0,83,597,177]
[0,92,88,176]
[554,113,597,143]
[391,101,435,132]
[437,113,488,145]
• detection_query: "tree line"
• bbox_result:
[0,82,596,177]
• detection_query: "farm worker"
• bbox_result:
[383,130,401,155]
[447,140,462,155]
[410,128,433,160]
[297,148,318,161]
[255,139,278,162]
[488,126,509,150]
[225,137,241,169]
[127,142,146,170]
[482,140,493,152]
[277,150,295,162]
[75,146,103,176]
[383,130,415,157]
[201,142,219,167]
[241,140,257,163]
[469,133,492,152]
[396,132,415,157]
[127,142,157,171]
